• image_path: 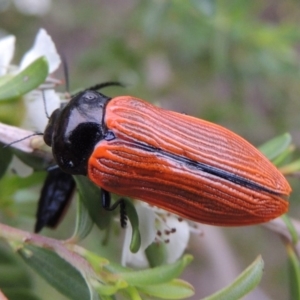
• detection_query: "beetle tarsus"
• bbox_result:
[101,189,127,228]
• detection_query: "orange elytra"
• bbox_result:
[44,87,291,226]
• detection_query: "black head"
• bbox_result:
[44,90,111,175]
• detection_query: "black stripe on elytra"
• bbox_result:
[130,141,281,196]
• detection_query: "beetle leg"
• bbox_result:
[35,167,75,233]
[101,189,127,228]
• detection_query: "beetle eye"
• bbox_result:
[83,92,97,101]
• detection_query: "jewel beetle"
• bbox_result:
[43,86,291,226]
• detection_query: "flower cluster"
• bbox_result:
[0,29,61,176]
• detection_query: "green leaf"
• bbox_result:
[98,296,114,300]
[0,242,32,289]
[74,248,109,272]
[18,245,90,300]
[123,199,141,253]
[0,97,25,125]
[0,244,21,265]
[279,159,300,175]
[74,175,110,230]
[125,286,142,300]
[0,57,49,101]
[259,133,292,161]
[102,261,133,274]
[139,279,194,299]
[145,241,168,267]
[72,196,94,241]
[0,265,31,288]
[272,148,294,167]
[94,280,127,296]
[282,215,298,244]
[117,255,193,286]
[287,244,300,300]
[201,256,264,300]
[72,249,121,298]
[2,289,41,300]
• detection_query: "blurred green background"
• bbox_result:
[1,0,300,299]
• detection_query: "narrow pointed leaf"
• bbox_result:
[279,159,300,175]
[272,148,294,167]
[0,57,48,101]
[95,280,127,296]
[2,289,41,300]
[286,244,300,300]
[0,265,31,288]
[202,256,264,300]
[18,245,90,300]
[72,196,94,240]
[103,261,133,274]
[282,215,298,244]
[259,133,291,161]
[123,199,141,253]
[74,175,110,230]
[79,249,109,272]
[139,279,194,299]
[125,286,142,300]
[117,255,193,286]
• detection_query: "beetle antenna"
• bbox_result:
[4,132,44,148]
[42,89,50,119]
[70,82,125,99]
[87,81,125,91]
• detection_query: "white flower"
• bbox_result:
[21,29,61,132]
[19,28,60,74]
[0,28,61,132]
[0,29,61,175]
[0,28,60,76]
[158,215,191,264]
[122,202,197,267]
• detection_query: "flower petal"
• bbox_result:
[122,203,156,267]
[162,217,190,264]
[22,89,60,132]
[20,28,60,73]
[136,203,156,250]
[0,35,15,76]
[122,226,149,268]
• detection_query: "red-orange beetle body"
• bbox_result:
[44,90,291,226]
